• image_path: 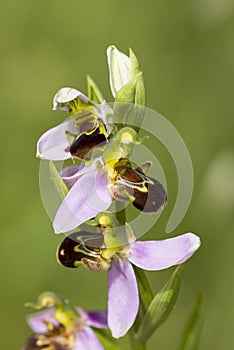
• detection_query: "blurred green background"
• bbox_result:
[1,0,234,349]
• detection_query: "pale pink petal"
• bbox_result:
[61,165,82,186]
[53,169,112,233]
[61,159,100,187]
[77,307,108,329]
[128,233,201,270]
[36,119,77,160]
[74,327,104,350]
[26,308,58,333]
[108,259,139,338]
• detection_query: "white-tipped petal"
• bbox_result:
[53,87,89,110]
[107,45,131,98]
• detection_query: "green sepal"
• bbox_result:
[115,72,142,104]
[136,264,184,342]
[178,292,204,350]
[86,74,104,104]
[114,79,145,133]
[24,291,64,310]
[114,48,145,106]
[112,48,145,131]
[115,202,126,226]
[129,48,145,106]
[129,48,140,75]
[49,160,68,199]
[135,76,145,106]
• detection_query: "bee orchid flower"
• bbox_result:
[52,126,166,234]
[22,292,108,350]
[36,87,112,161]
[56,226,201,338]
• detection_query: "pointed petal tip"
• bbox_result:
[111,329,124,339]
[106,45,116,54]
[35,120,75,160]
[53,221,66,234]
[52,98,58,110]
[36,139,43,158]
[53,228,62,234]
[186,232,201,252]
[36,150,42,159]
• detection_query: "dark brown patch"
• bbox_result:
[69,128,106,159]
[57,232,104,268]
[116,162,167,213]
[133,176,167,213]
[120,168,143,183]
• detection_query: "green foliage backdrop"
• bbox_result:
[1,1,234,349]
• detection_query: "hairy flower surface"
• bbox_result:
[57,228,200,338]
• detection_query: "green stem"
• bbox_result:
[129,329,146,350]
[115,202,126,225]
